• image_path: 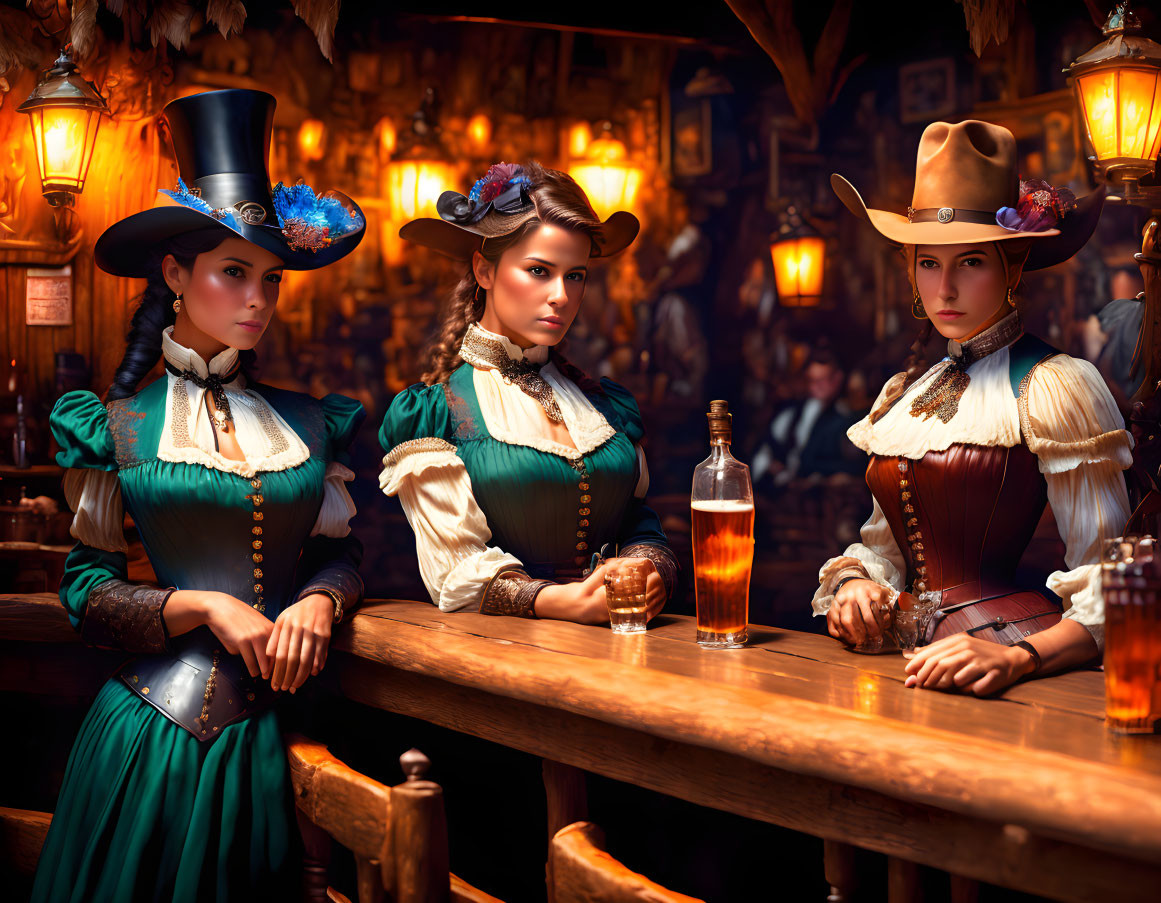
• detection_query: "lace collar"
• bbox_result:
[945,310,1023,368]
[459,322,550,368]
[162,327,242,382]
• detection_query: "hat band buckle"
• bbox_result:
[907,206,997,226]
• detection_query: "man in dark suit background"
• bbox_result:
[751,347,865,488]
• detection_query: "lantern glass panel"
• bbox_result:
[1117,68,1161,161]
[385,160,455,221]
[1077,69,1120,160]
[771,236,825,307]
[29,105,100,193]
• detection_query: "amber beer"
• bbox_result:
[1102,536,1161,733]
[692,500,754,646]
[691,400,754,648]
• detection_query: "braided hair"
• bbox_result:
[106,229,259,401]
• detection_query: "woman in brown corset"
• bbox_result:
[814,120,1129,696]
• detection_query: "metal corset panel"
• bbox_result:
[120,628,274,742]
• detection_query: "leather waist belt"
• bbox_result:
[119,631,274,743]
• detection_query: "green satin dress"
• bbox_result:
[379,360,667,580]
[31,378,364,903]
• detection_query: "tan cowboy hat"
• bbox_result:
[400,162,639,261]
[832,119,1104,271]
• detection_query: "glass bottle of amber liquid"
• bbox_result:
[691,400,755,648]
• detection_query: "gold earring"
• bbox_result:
[1007,288,1016,308]
[173,294,182,314]
[912,293,928,320]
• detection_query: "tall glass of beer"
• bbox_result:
[1101,535,1160,733]
[691,400,754,648]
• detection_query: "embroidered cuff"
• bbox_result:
[480,568,553,618]
[82,579,173,654]
[619,543,679,602]
[819,556,872,596]
[296,568,364,623]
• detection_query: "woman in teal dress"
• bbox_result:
[32,89,366,903]
[380,162,677,621]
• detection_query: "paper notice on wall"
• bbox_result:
[26,266,72,326]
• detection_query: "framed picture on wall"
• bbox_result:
[899,58,957,124]
[26,265,73,326]
[673,99,712,178]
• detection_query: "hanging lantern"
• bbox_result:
[382,91,456,234]
[467,114,492,153]
[1068,2,1161,193]
[569,122,643,217]
[17,47,109,208]
[770,212,825,308]
[297,119,327,161]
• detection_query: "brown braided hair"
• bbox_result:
[420,161,603,384]
[870,239,1031,423]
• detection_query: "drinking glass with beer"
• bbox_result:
[691,400,755,648]
[605,559,650,634]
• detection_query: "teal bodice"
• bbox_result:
[52,379,364,624]
[380,360,666,580]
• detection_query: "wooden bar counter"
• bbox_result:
[2,593,1159,902]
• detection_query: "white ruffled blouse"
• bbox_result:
[812,326,1132,633]
[65,328,357,553]
[380,324,649,612]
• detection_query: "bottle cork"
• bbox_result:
[707,399,732,444]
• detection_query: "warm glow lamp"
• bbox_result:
[1068,2,1161,195]
[297,119,327,161]
[17,47,109,208]
[770,213,825,308]
[467,114,492,153]
[569,122,643,217]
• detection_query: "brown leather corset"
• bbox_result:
[866,443,1062,644]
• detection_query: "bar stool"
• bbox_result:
[549,821,704,903]
[287,734,499,903]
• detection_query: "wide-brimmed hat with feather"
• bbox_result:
[95,89,365,277]
[832,119,1104,271]
[399,162,639,260]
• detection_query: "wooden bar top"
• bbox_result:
[3,592,1160,868]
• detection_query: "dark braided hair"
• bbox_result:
[421,161,603,385]
[106,229,259,401]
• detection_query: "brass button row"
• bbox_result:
[575,461,591,563]
[249,477,266,613]
[898,459,929,593]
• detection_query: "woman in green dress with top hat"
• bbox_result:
[33,88,366,903]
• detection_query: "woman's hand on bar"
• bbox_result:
[535,565,611,624]
[903,633,1036,695]
[266,594,335,693]
[620,557,667,621]
[827,579,894,645]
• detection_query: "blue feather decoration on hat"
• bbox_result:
[273,182,364,251]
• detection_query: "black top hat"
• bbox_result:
[95,89,365,277]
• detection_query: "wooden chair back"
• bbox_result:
[0,806,52,879]
[549,821,704,903]
[286,734,501,903]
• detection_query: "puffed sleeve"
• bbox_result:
[1022,355,1132,646]
[51,391,171,652]
[309,393,366,539]
[295,393,367,621]
[811,496,906,616]
[51,390,126,554]
[379,384,525,614]
[600,378,679,601]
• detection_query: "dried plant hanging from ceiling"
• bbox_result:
[0,0,342,75]
[956,0,1019,57]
